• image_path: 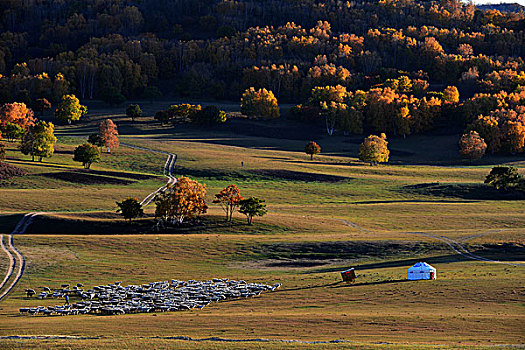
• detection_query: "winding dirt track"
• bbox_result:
[0,144,177,302]
[0,213,38,301]
[0,235,15,293]
[120,142,177,206]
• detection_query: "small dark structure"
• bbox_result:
[341,268,356,282]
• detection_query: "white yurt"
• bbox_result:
[407,262,436,280]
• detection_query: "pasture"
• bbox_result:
[0,106,523,349]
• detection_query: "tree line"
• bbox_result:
[0,0,523,104]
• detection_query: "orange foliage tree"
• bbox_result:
[99,119,119,153]
[213,184,244,222]
[0,102,35,130]
[304,141,321,160]
[155,176,208,225]
[459,131,487,160]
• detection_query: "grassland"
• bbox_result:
[0,106,523,349]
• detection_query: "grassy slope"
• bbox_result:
[0,108,524,349]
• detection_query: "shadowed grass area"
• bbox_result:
[22,213,289,236]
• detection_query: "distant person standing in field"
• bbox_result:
[64,294,69,305]
[241,161,244,167]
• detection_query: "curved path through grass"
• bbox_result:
[0,213,36,301]
[0,235,15,295]
[0,142,177,302]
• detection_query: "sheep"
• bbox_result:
[20,279,281,317]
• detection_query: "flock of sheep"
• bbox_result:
[19,279,281,316]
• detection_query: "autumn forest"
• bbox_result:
[0,0,524,157]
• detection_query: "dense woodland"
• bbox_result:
[0,0,524,155]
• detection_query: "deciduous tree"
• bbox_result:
[191,105,226,125]
[484,166,523,191]
[155,176,208,225]
[459,131,487,160]
[116,197,143,223]
[55,94,87,124]
[0,102,35,130]
[99,119,119,153]
[3,122,25,141]
[87,133,104,148]
[19,121,57,162]
[155,110,170,125]
[241,87,280,119]
[169,104,201,122]
[213,185,244,222]
[358,133,390,165]
[443,86,459,104]
[239,197,267,225]
[73,143,100,169]
[126,104,142,122]
[304,141,321,160]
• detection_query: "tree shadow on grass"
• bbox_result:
[309,254,467,274]
[400,182,525,201]
[86,169,157,180]
[307,247,525,275]
[352,199,479,204]
[6,159,73,170]
[247,169,352,183]
[0,214,25,234]
[332,279,410,288]
[37,171,136,185]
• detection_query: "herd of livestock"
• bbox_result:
[19,279,281,316]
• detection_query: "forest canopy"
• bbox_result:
[0,0,524,154]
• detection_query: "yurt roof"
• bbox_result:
[408,262,436,270]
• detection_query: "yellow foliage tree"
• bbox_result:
[241,87,280,119]
[155,176,208,225]
[358,133,390,165]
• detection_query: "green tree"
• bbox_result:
[191,105,226,125]
[87,133,104,148]
[3,122,25,141]
[305,141,321,160]
[73,143,101,169]
[358,133,390,165]
[55,94,87,124]
[484,166,523,191]
[241,87,280,119]
[20,121,57,162]
[155,110,171,125]
[19,132,35,161]
[239,197,267,225]
[116,197,144,223]
[126,104,142,122]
